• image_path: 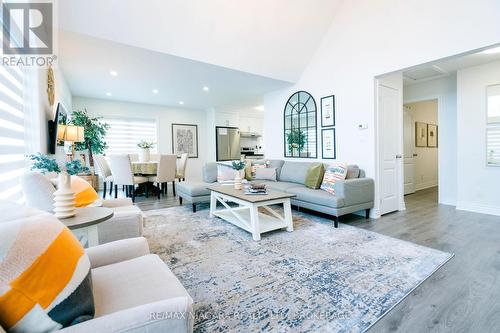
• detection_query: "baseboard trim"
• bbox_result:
[456,201,500,217]
[415,181,438,191]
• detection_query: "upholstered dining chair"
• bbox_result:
[94,155,113,198]
[148,154,177,199]
[176,153,189,182]
[108,154,148,202]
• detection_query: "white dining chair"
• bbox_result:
[176,153,189,182]
[94,155,113,198]
[148,154,177,199]
[108,154,149,202]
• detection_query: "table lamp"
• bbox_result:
[58,125,85,159]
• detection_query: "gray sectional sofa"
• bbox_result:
[177,160,374,227]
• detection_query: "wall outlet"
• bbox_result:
[358,123,368,129]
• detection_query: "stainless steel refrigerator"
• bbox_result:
[216,126,241,161]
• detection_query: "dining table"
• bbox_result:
[131,161,158,175]
[131,161,159,197]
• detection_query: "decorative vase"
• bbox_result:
[53,172,76,219]
[234,170,243,190]
[139,148,150,162]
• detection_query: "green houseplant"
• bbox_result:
[70,109,109,168]
[231,160,246,190]
[287,129,306,155]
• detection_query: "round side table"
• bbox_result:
[60,207,114,248]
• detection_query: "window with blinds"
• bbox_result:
[102,117,158,155]
[0,65,25,203]
[487,84,500,166]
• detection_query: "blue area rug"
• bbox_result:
[143,206,453,332]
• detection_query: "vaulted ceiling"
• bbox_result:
[58,0,342,83]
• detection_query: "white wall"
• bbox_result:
[263,0,500,216]
[404,75,457,205]
[457,60,500,216]
[72,97,207,180]
[404,100,439,191]
[24,66,72,155]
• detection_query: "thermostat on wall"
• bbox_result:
[358,123,368,129]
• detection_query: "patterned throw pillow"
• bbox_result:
[0,205,94,332]
[320,163,348,195]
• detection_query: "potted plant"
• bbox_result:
[137,140,155,162]
[28,153,89,218]
[231,160,246,190]
[70,109,110,171]
[287,129,306,156]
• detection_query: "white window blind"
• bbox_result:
[0,65,25,203]
[102,117,158,155]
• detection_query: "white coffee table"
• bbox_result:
[208,185,295,241]
[61,207,114,248]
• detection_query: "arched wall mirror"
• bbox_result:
[283,91,317,158]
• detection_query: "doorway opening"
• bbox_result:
[403,99,439,199]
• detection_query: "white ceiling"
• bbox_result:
[58,0,341,83]
[403,46,500,85]
[59,31,292,110]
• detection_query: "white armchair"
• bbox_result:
[20,172,144,245]
[63,237,194,332]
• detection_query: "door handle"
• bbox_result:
[396,154,402,159]
[413,153,418,157]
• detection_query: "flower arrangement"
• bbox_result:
[231,160,246,171]
[28,153,89,175]
[137,140,155,149]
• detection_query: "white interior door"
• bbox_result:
[379,85,401,215]
[403,110,416,195]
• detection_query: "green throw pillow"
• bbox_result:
[305,163,325,189]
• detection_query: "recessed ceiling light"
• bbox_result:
[106,92,112,96]
[152,89,159,94]
[179,101,184,105]
[109,70,118,76]
[203,86,209,92]
[482,46,500,54]
[254,105,265,111]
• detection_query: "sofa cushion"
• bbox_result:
[253,159,285,178]
[91,254,189,316]
[346,165,360,179]
[279,161,313,184]
[254,167,277,181]
[20,172,56,212]
[255,181,300,193]
[0,204,94,330]
[202,162,218,183]
[287,186,345,208]
[305,163,325,189]
[177,181,211,197]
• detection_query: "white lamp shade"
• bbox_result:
[61,125,85,142]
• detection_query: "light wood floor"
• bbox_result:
[103,186,500,332]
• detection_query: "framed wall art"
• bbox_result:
[320,95,335,127]
[427,124,438,147]
[172,123,198,158]
[321,128,336,159]
[415,122,427,147]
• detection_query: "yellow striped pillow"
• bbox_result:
[71,176,99,208]
[0,207,94,332]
